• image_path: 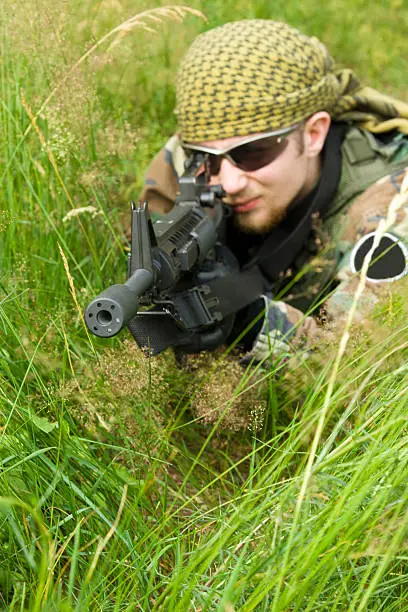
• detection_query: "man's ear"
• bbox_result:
[304,112,331,158]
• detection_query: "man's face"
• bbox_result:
[199,128,320,234]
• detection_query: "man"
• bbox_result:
[139,20,408,361]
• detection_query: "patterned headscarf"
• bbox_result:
[176,20,408,142]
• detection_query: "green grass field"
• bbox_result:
[1,0,408,609]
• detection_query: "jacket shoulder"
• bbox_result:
[329,126,408,217]
[138,135,186,214]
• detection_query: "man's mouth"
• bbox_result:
[232,197,261,214]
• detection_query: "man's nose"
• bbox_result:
[211,158,249,195]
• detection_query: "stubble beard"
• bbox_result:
[232,204,288,235]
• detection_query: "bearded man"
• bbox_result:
[139,20,408,361]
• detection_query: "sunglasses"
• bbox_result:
[181,125,299,175]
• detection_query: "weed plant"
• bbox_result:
[1,0,408,610]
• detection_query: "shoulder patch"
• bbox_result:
[350,231,408,282]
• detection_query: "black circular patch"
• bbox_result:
[351,233,407,281]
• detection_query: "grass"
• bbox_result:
[1,0,408,609]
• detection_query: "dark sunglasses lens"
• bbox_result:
[182,131,293,175]
[232,136,290,171]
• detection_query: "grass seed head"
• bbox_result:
[186,352,268,432]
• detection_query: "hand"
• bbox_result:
[233,293,297,363]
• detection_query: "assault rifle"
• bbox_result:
[84,158,263,355]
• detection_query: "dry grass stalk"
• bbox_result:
[20,91,75,210]
[298,168,408,507]
[272,169,408,592]
[58,243,97,352]
[22,6,205,140]
[84,484,128,585]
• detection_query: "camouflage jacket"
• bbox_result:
[139,125,408,352]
